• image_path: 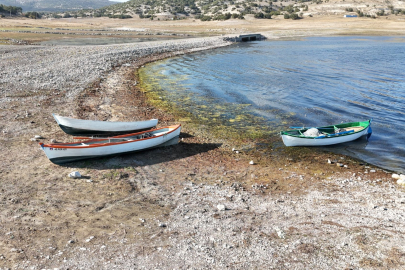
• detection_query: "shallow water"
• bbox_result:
[141,36,405,173]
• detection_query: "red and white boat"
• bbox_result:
[39,125,181,164]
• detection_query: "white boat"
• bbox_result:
[52,114,158,136]
[39,125,181,164]
[281,120,372,147]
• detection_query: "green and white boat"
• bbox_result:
[281,120,372,147]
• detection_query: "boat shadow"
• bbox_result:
[61,135,221,169]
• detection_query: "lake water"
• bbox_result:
[141,36,405,173]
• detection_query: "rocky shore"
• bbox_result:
[0,36,231,98]
[1,35,405,269]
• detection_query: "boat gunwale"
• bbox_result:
[39,125,181,149]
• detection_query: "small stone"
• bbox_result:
[232,148,236,151]
[370,170,376,173]
[274,227,285,239]
[158,223,167,227]
[344,165,348,168]
[30,138,37,141]
[235,151,239,154]
[50,139,57,143]
[68,171,81,179]
[249,160,255,165]
[357,176,362,181]
[392,174,400,179]
[139,218,145,223]
[217,204,226,211]
[34,135,43,139]
[336,163,343,167]
[67,240,75,244]
[85,236,94,242]
[396,178,405,186]
[327,159,332,164]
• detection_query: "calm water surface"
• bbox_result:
[142,36,405,173]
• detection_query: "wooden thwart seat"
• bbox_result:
[341,126,364,132]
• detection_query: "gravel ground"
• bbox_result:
[0,37,231,98]
[1,36,405,270]
[44,176,405,269]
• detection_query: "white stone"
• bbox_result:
[392,174,400,179]
[274,227,285,239]
[85,236,95,242]
[397,179,405,186]
[68,171,81,179]
[217,204,226,211]
[249,160,255,165]
[34,135,43,139]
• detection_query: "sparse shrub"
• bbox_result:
[200,15,212,21]
[254,12,264,18]
[24,12,41,19]
[290,13,299,19]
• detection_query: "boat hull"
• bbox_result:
[40,125,181,164]
[281,120,371,147]
[53,114,158,136]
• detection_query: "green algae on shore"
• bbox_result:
[138,60,295,144]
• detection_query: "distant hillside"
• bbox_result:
[87,0,405,20]
[2,0,405,20]
[0,0,120,12]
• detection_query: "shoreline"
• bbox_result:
[1,20,405,268]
